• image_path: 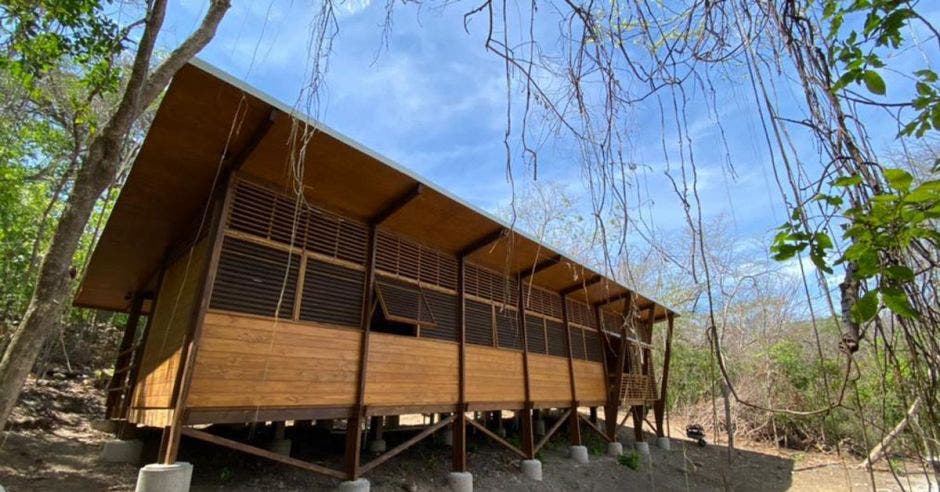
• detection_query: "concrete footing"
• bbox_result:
[447,471,473,492]
[607,442,623,457]
[520,459,542,481]
[100,439,143,463]
[443,430,454,447]
[635,441,650,455]
[267,438,292,456]
[336,478,370,492]
[656,437,671,450]
[534,419,546,437]
[367,439,387,453]
[90,419,118,433]
[134,462,193,492]
[568,445,589,464]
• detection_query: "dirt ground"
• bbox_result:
[0,373,935,491]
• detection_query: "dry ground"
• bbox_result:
[0,373,935,491]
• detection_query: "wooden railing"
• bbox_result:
[105,342,141,419]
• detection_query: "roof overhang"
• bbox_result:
[75,59,678,321]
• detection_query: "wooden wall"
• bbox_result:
[573,360,606,403]
[466,345,525,404]
[188,312,361,408]
[365,333,458,406]
[128,237,208,426]
[529,354,572,404]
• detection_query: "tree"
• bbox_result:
[0,0,231,430]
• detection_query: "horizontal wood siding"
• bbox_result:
[465,345,524,404]
[573,360,606,403]
[365,333,458,405]
[187,312,361,407]
[128,237,208,424]
[528,353,571,403]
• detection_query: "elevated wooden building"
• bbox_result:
[77,60,677,482]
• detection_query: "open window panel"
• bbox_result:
[372,278,437,337]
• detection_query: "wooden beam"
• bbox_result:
[578,413,613,443]
[160,175,236,464]
[453,256,467,472]
[181,428,346,480]
[370,183,424,225]
[360,414,455,475]
[516,254,562,279]
[222,108,278,175]
[106,294,144,419]
[517,275,535,458]
[459,227,506,257]
[560,275,603,297]
[466,417,527,459]
[534,408,572,453]
[560,296,581,446]
[654,313,674,438]
[345,223,379,479]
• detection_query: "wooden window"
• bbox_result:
[466,299,494,346]
[423,290,458,342]
[465,263,518,305]
[227,179,368,265]
[566,299,597,329]
[601,310,625,335]
[299,259,363,327]
[210,236,299,319]
[495,307,521,350]
[525,315,547,354]
[375,230,458,290]
[570,327,587,360]
[585,329,604,362]
[375,279,436,327]
[523,285,563,319]
[545,319,567,357]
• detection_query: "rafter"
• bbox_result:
[370,183,424,225]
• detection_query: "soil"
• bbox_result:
[1,373,935,491]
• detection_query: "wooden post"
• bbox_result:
[105,294,144,419]
[344,223,378,479]
[160,175,235,464]
[517,275,535,458]
[653,313,674,438]
[453,256,467,472]
[560,296,581,445]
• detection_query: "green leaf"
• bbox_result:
[881,287,919,319]
[832,174,862,187]
[883,168,913,192]
[851,290,880,323]
[884,265,915,282]
[856,248,880,278]
[863,70,886,95]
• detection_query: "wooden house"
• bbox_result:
[76,60,677,482]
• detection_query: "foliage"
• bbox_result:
[618,451,641,470]
[0,0,124,92]
[824,0,940,137]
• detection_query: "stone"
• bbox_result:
[336,478,370,492]
[568,445,589,464]
[656,437,671,450]
[607,442,623,457]
[520,459,542,481]
[635,441,650,455]
[447,471,473,492]
[99,439,143,464]
[134,462,193,492]
[367,439,386,453]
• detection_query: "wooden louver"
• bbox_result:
[465,299,494,346]
[376,231,458,290]
[465,263,518,306]
[210,236,299,319]
[375,278,436,327]
[495,307,522,350]
[525,315,547,354]
[545,319,567,357]
[566,298,597,329]
[569,327,587,360]
[228,179,368,265]
[299,259,363,327]
[422,290,458,341]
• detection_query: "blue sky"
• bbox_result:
[142,0,937,305]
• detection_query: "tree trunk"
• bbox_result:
[0,0,231,431]
[861,397,921,469]
[0,140,118,428]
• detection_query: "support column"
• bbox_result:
[367,416,386,453]
[344,222,378,480]
[105,294,144,419]
[517,275,535,459]
[560,296,580,445]
[453,256,467,473]
[654,313,674,439]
